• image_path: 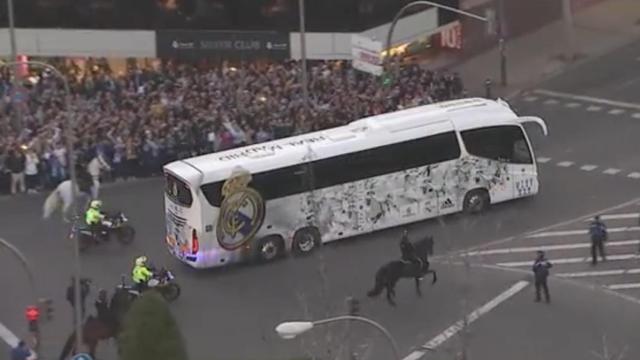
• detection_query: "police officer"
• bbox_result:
[588,215,608,265]
[532,250,552,303]
[132,256,153,293]
[399,228,422,272]
[85,200,106,240]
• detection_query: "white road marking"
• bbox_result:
[536,157,551,163]
[633,113,640,119]
[543,99,559,105]
[402,281,529,360]
[586,105,602,111]
[582,213,640,221]
[463,239,640,256]
[607,283,640,290]
[557,161,574,167]
[458,196,640,257]
[609,109,626,115]
[603,168,621,175]
[580,165,598,171]
[566,102,581,108]
[497,253,640,267]
[557,268,640,278]
[527,226,640,238]
[0,322,19,348]
[533,89,640,110]
[628,172,640,179]
[523,96,539,102]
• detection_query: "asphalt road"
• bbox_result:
[2,39,640,360]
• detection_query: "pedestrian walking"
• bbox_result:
[10,340,35,360]
[532,250,552,303]
[588,215,608,265]
[66,277,91,322]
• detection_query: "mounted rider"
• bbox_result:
[132,256,154,293]
[399,228,422,270]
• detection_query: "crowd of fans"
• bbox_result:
[0,59,464,195]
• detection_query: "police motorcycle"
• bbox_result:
[117,266,181,302]
[69,212,136,252]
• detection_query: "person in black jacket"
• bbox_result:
[532,250,552,303]
[5,148,26,194]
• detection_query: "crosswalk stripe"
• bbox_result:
[497,253,640,267]
[565,102,581,108]
[607,283,640,290]
[557,161,574,167]
[523,96,538,102]
[582,213,640,221]
[609,109,625,115]
[557,268,640,278]
[580,165,598,171]
[603,168,621,175]
[527,226,640,238]
[586,105,602,111]
[628,172,640,179]
[632,113,640,119]
[544,99,559,105]
[463,239,640,256]
[536,157,551,163]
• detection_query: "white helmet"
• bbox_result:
[90,200,103,209]
[135,256,147,267]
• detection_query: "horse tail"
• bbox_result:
[367,266,387,298]
[43,189,61,220]
[59,331,76,360]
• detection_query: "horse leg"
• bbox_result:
[386,283,397,307]
[415,277,422,297]
[429,270,437,284]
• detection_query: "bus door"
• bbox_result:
[512,117,548,197]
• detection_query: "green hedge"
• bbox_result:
[119,292,189,360]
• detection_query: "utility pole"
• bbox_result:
[298,0,310,117]
[562,0,577,62]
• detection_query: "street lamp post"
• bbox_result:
[276,316,401,360]
[298,0,310,117]
[5,0,22,130]
[0,60,83,353]
[383,1,505,86]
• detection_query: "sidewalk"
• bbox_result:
[455,0,640,99]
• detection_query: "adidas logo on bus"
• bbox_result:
[441,198,454,209]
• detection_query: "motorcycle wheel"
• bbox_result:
[77,234,91,252]
[161,283,181,302]
[117,225,136,245]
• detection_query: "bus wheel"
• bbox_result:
[256,236,284,262]
[293,227,321,255]
[463,189,489,214]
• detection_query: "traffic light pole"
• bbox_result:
[0,60,82,353]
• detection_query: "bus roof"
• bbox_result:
[164,97,520,185]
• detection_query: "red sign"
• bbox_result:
[440,21,463,50]
[25,306,39,321]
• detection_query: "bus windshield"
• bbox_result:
[165,172,194,207]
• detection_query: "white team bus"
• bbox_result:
[163,98,548,269]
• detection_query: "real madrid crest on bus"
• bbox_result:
[216,167,266,250]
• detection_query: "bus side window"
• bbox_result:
[461,125,533,164]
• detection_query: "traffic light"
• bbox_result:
[25,305,39,333]
[38,298,53,321]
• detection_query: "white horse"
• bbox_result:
[42,180,90,221]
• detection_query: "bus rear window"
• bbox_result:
[201,182,223,207]
[165,173,193,207]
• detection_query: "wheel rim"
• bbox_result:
[261,241,278,260]
[468,194,483,212]
[297,234,315,252]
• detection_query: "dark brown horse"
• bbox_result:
[58,288,133,359]
[367,236,437,306]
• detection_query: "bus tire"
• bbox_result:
[292,227,321,255]
[255,235,285,263]
[463,189,490,214]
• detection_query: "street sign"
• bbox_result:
[72,353,93,360]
